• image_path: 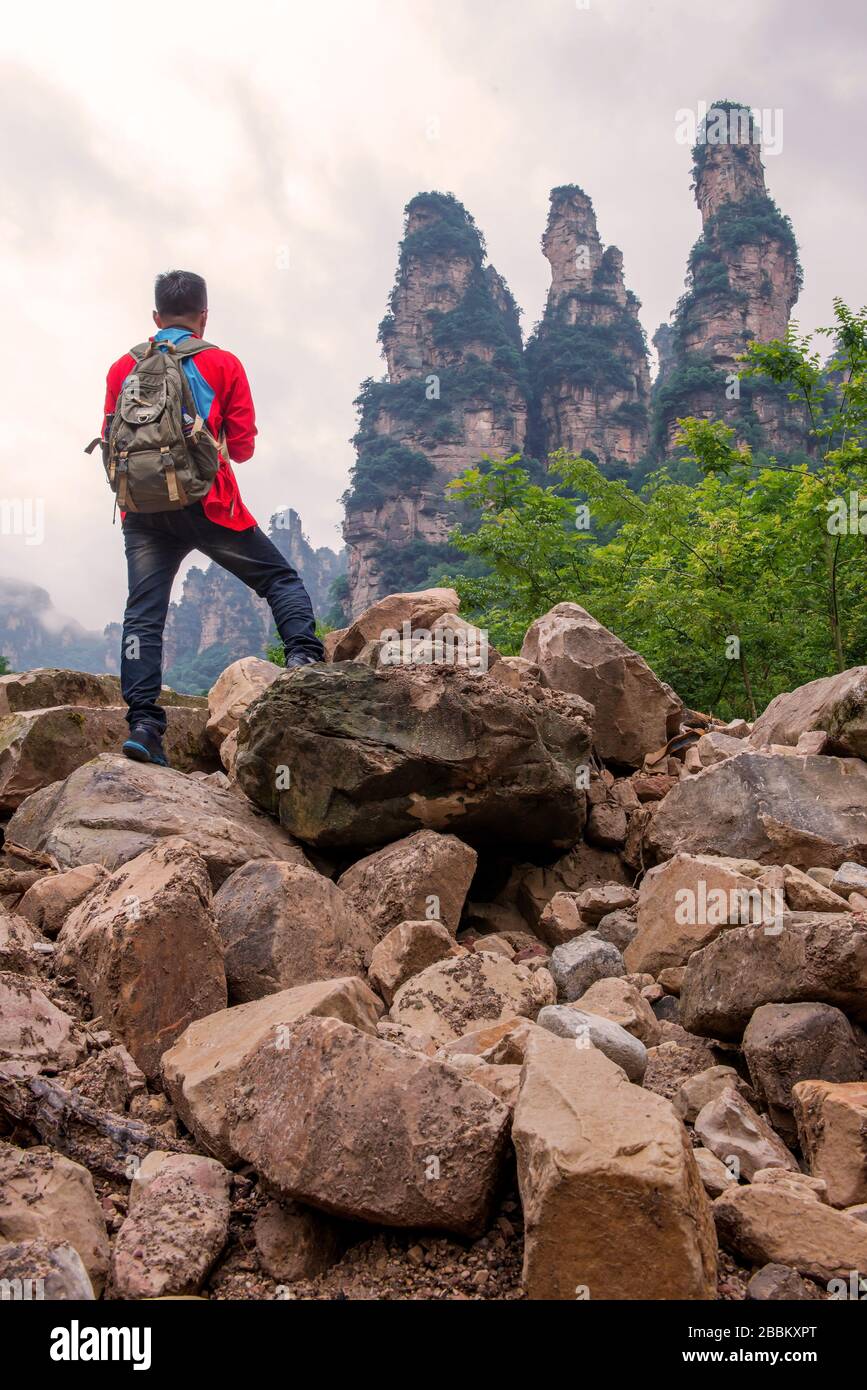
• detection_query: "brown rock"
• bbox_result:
[0,972,84,1078]
[6,753,307,889]
[0,912,44,974]
[226,1016,511,1236]
[694,1148,736,1199]
[389,952,555,1046]
[0,1142,109,1295]
[206,657,283,745]
[713,1181,867,1283]
[513,1032,717,1299]
[626,853,768,976]
[337,830,477,940]
[254,1199,343,1282]
[18,864,108,938]
[161,976,383,1163]
[646,751,867,870]
[694,1089,798,1181]
[537,892,592,947]
[747,1262,820,1301]
[793,1080,867,1208]
[521,603,682,766]
[743,1003,863,1134]
[749,667,867,759]
[213,860,377,1003]
[57,837,227,1083]
[782,863,851,913]
[0,1238,95,1300]
[368,920,459,1006]
[680,916,867,1040]
[331,588,460,661]
[507,844,631,926]
[573,977,661,1046]
[674,1066,756,1124]
[111,1152,230,1299]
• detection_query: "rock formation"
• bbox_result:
[653,100,806,458]
[342,192,529,616]
[525,185,651,473]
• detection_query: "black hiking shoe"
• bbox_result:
[122,723,168,767]
[284,652,321,670]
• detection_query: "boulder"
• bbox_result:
[57,837,227,1083]
[643,1031,720,1102]
[695,732,745,766]
[694,1089,799,1181]
[573,977,661,1046]
[793,1080,867,1208]
[368,920,459,1007]
[226,1016,511,1236]
[646,751,867,870]
[213,860,377,1003]
[782,864,850,913]
[747,1263,819,1301]
[389,952,555,1046]
[596,909,639,952]
[235,663,591,851]
[0,1239,94,1300]
[330,588,460,662]
[743,1003,863,1133]
[254,1199,343,1282]
[831,862,867,898]
[6,753,306,889]
[0,705,215,810]
[536,1005,647,1082]
[0,669,203,715]
[693,1148,736,1199]
[521,602,682,766]
[337,830,477,939]
[0,972,84,1078]
[512,1032,717,1299]
[111,1152,230,1299]
[436,1016,549,1065]
[713,1181,867,1283]
[18,864,108,938]
[750,667,867,759]
[507,844,631,927]
[680,916,867,1040]
[206,657,283,746]
[0,1143,109,1295]
[674,1066,756,1125]
[536,892,591,947]
[0,912,44,974]
[549,933,625,1001]
[161,976,383,1163]
[626,853,769,977]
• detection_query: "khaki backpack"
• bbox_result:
[86,338,223,514]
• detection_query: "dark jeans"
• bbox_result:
[121,503,324,732]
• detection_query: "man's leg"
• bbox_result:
[191,511,325,662]
[121,516,190,735]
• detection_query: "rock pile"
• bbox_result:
[1,593,866,1301]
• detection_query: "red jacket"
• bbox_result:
[103,332,258,529]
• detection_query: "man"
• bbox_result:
[103,269,324,767]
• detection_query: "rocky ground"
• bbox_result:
[1,591,866,1301]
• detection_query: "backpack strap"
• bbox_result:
[172,338,219,359]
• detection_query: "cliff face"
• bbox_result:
[526,187,651,472]
[654,101,805,457]
[162,508,345,691]
[0,576,117,674]
[343,193,529,616]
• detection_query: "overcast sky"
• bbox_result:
[1,0,864,629]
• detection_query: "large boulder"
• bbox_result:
[646,751,867,870]
[213,860,377,1002]
[111,1152,230,1299]
[549,934,625,1001]
[521,602,682,766]
[750,667,867,759]
[680,916,867,1040]
[0,1239,95,1301]
[6,753,306,889]
[226,1016,511,1236]
[57,837,227,1083]
[512,1032,717,1299]
[368,921,459,1006]
[0,669,204,715]
[234,663,591,851]
[161,977,383,1163]
[0,705,215,811]
[743,1003,864,1134]
[0,972,85,1078]
[337,830,477,940]
[17,864,109,938]
[205,657,283,746]
[625,853,767,977]
[793,1080,867,1208]
[331,588,460,662]
[536,1005,648,1082]
[388,951,555,1046]
[0,1143,110,1295]
[713,1181,867,1283]
[694,1089,799,1181]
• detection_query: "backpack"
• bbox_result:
[86,338,223,514]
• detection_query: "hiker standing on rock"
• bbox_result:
[91,270,324,767]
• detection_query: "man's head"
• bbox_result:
[153,270,208,336]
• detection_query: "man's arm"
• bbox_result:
[220,354,257,463]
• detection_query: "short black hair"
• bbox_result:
[154,269,208,318]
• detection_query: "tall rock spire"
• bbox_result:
[526,186,651,473]
[653,100,805,457]
[343,192,529,617]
